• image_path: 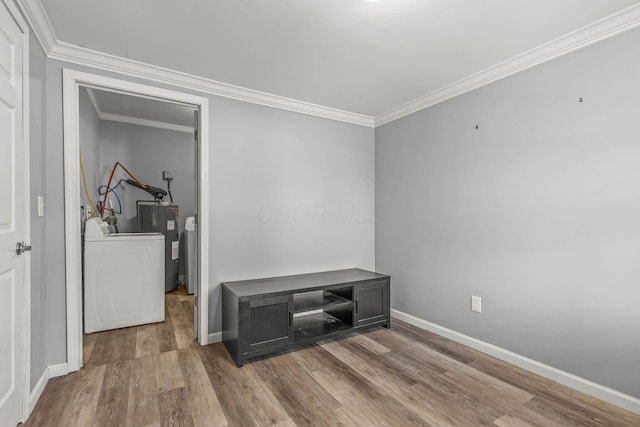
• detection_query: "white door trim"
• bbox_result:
[1,0,31,421]
[62,69,210,372]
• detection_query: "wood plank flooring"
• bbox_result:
[26,294,640,426]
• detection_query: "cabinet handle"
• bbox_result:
[355,299,359,313]
[289,311,293,327]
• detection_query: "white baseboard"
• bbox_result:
[29,368,49,414]
[47,363,69,378]
[391,308,640,415]
[208,331,222,344]
[28,362,68,415]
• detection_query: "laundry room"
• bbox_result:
[78,86,199,351]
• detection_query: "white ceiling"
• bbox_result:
[30,0,640,123]
[87,87,196,131]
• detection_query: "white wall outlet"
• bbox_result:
[471,295,482,313]
[37,195,44,217]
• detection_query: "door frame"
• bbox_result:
[62,69,210,372]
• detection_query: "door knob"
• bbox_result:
[16,241,31,255]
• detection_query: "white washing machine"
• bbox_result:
[84,217,165,333]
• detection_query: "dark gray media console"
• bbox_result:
[222,268,390,367]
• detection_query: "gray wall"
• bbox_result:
[208,99,376,319]
[78,90,196,233]
[97,121,196,233]
[79,87,101,222]
[42,62,68,367]
[32,54,375,371]
[376,27,640,398]
[29,31,47,389]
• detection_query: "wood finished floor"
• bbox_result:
[26,294,640,427]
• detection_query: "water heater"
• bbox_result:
[136,201,179,291]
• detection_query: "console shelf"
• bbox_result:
[293,290,352,313]
[294,312,351,340]
[222,268,390,367]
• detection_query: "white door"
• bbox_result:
[0,1,27,425]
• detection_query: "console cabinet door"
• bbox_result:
[354,280,389,327]
[245,295,293,353]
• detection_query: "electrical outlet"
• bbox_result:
[471,295,482,313]
[37,195,44,217]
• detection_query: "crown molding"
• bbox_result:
[49,41,375,127]
[375,3,640,127]
[17,0,640,129]
[86,88,193,133]
[85,87,101,115]
[16,0,56,53]
[99,113,194,134]
[16,1,375,128]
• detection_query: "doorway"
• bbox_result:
[63,69,210,372]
